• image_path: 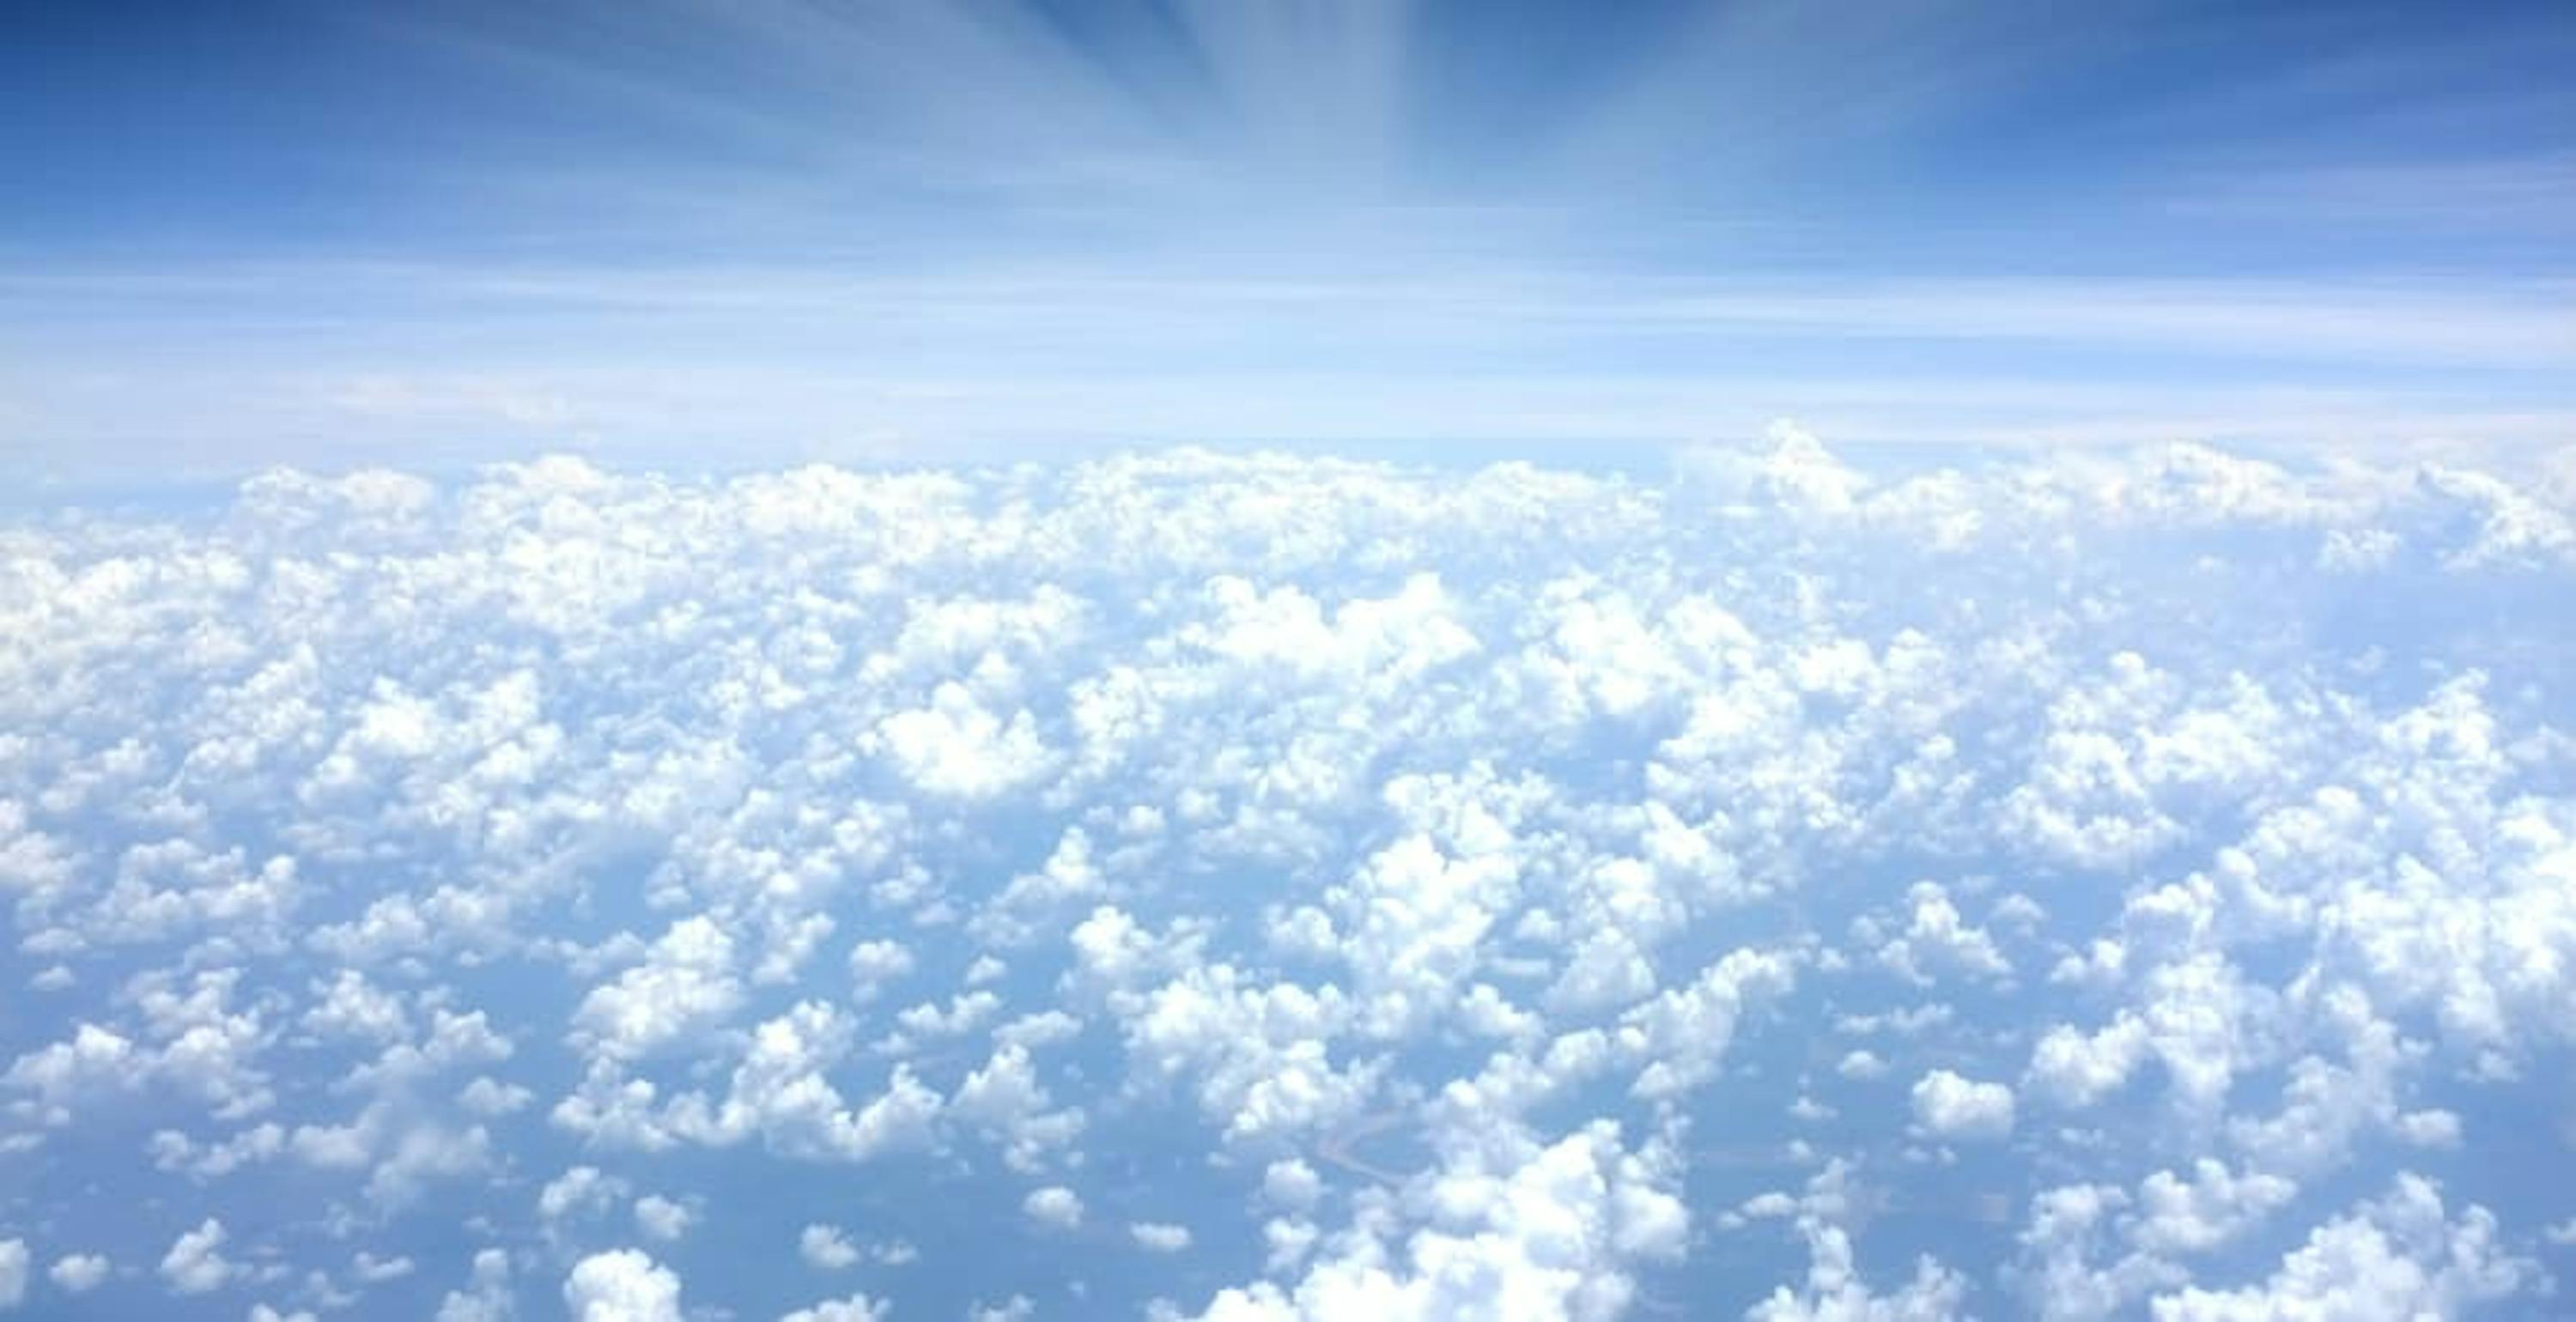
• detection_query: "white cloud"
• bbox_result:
[0,1240,22,1311]
[563,1249,682,1322]
[847,938,916,1000]
[1621,947,1800,1101]
[969,1296,1037,1322]
[781,1292,892,1322]
[1837,1050,1890,1080]
[2148,1177,2532,1321]
[158,1218,234,1295]
[351,1252,415,1284]
[2028,1016,2151,1110]
[458,1075,533,1116]
[1747,1224,1969,1322]
[572,916,744,1062]
[1261,1158,1322,1211]
[873,682,1053,798]
[1740,1162,1974,1322]
[1874,881,2013,984]
[539,1165,629,1224]
[634,1194,693,1242]
[435,1249,512,1322]
[1185,1119,1686,1321]
[2128,1161,2299,1258]
[1132,1222,1194,1253]
[1024,1186,1084,1231]
[799,1224,860,1270]
[1117,961,1372,1143]
[652,1001,945,1161]
[47,1252,107,1295]
[6,438,2574,1319]
[1910,1070,2016,1142]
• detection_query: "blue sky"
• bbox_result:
[3,0,2571,479]
[8,10,2576,1319]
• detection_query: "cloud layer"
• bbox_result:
[1,430,2572,1318]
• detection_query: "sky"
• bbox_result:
[5,7,2576,1322]
[3,0,2573,479]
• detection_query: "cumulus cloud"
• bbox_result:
[782,1292,892,1322]
[2148,1177,2531,1321]
[1024,1186,1084,1231]
[4,434,2573,1319]
[634,1194,693,1242]
[435,1249,512,1322]
[873,682,1053,798]
[563,1249,682,1322]
[1132,1222,1194,1252]
[571,916,744,1062]
[1186,1120,1686,1321]
[48,1252,107,1295]
[158,1219,243,1297]
[1910,1070,2016,1142]
[799,1224,860,1270]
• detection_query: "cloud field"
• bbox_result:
[3,429,2573,1319]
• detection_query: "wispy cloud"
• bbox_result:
[1,0,2569,473]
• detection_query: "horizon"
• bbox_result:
[5,0,2572,480]
[3,6,2575,1322]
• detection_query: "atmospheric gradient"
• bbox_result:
[3,2,2573,1320]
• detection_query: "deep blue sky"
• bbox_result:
[3,0,2570,477]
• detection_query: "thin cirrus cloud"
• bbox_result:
[4,263,2568,480]
[2,0,2571,478]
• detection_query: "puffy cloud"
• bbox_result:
[48,1252,108,1295]
[1742,1163,1971,1322]
[1118,962,1373,1143]
[8,971,276,1125]
[1621,947,1799,1101]
[571,916,744,1062]
[2027,1016,2152,1110]
[158,1218,235,1295]
[2148,1177,2532,1321]
[591,1001,946,1162]
[1872,882,2013,985]
[539,1165,629,1224]
[1909,1070,2016,1142]
[1133,1222,1194,1253]
[781,1292,892,1322]
[1185,1119,1686,1321]
[562,1249,682,1322]
[1747,1224,1968,1322]
[969,1296,1037,1322]
[0,1240,21,1311]
[846,938,916,998]
[1837,1050,1890,1081]
[1263,1159,1324,1211]
[799,1224,860,1270]
[2129,1161,2298,1258]
[949,1042,1084,1172]
[6,436,2574,1319]
[633,1194,693,1242]
[872,682,1053,798]
[435,1248,513,1322]
[1024,1186,1084,1231]
[458,1075,533,1117]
